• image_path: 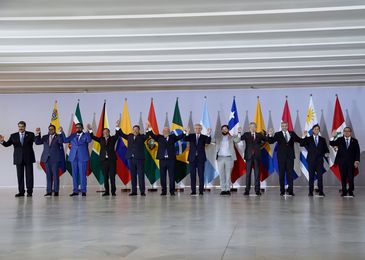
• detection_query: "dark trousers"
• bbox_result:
[16,162,34,195]
[339,161,355,193]
[160,159,175,194]
[278,158,294,194]
[308,160,324,193]
[245,158,260,193]
[45,161,59,193]
[189,159,205,193]
[101,159,116,194]
[129,158,145,194]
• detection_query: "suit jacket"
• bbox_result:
[120,130,147,160]
[300,135,329,164]
[184,133,211,163]
[146,130,184,160]
[60,132,91,162]
[212,135,238,161]
[240,132,267,161]
[329,136,360,165]
[268,131,301,161]
[1,131,35,165]
[90,130,121,161]
[35,134,64,163]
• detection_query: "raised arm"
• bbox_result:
[0,134,13,147]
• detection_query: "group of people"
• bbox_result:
[0,118,360,198]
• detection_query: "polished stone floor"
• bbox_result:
[0,186,364,260]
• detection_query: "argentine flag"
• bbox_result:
[200,97,219,184]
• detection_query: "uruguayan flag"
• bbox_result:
[300,95,318,181]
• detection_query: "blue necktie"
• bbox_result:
[315,136,318,146]
[20,133,24,145]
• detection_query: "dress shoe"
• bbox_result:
[341,192,347,197]
[128,193,137,196]
[170,192,175,196]
[111,193,116,196]
[44,193,52,197]
[308,192,314,197]
[288,192,295,196]
[140,193,146,196]
[199,192,204,195]
[280,192,285,196]
[82,192,86,196]
[243,191,249,196]
[190,192,197,196]
[220,191,225,195]
[27,193,32,197]
[54,192,59,197]
[256,192,262,196]
[227,191,231,196]
[102,193,110,196]
[318,192,325,197]
[348,191,355,197]
[15,193,25,197]
[160,192,167,196]
[69,192,79,197]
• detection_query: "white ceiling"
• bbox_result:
[0,0,365,92]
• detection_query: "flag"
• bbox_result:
[40,101,66,176]
[293,110,303,179]
[298,95,319,181]
[228,97,246,183]
[90,101,109,185]
[65,101,91,176]
[200,97,219,184]
[171,98,189,183]
[254,97,274,181]
[329,95,358,181]
[273,98,300,181]
[115,99,132,185]
[144,99,160,185]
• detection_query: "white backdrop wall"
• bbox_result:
[0,86,364,188]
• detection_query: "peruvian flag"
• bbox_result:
[329,95,359,181]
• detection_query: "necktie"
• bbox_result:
[164,137,168,158]
[346,138,350,149]
[77,133,81,141]
[49,135,53,146]
[196,134,200,145]
[252,133,255,141]
[20,133,24,145]
[284,132,288,142]
[315,136,318,146]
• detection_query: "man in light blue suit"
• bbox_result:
[35,124,64,197]
[60,123,91,197]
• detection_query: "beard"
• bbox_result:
[222,132,229,135]
[76,130,83,134]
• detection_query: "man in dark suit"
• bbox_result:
[268,121,301,196]
[184,123,211,195]
[35,124,64,196]
[87,120,121,196]
[329,127,360,197]
[146,122,185,196]
[60,123,92,197]
[238,122,267,196]
[0,121,35,197]
[119,125,148,196]
[300,124,329,197]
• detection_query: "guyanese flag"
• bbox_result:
[90,101,109,185]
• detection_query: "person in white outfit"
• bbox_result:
[212,125,240,196]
